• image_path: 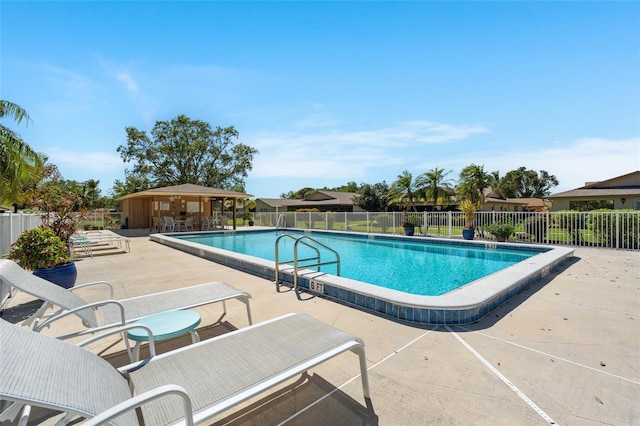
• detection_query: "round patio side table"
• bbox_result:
[127,310,201,361]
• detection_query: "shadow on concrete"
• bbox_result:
[0,298,43,324]
[212,372,377,426]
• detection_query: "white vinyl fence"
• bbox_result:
[253,210,640,250]
[0,213,42,306]
[0,213,42,257]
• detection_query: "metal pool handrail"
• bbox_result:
[274,234,340,293]
[293,236,340,292]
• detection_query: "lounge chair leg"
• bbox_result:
[241,298,253,325]
[54,412,75,426]
[22,301,52,328]
[353,345,371,399]
[0,401,23,423]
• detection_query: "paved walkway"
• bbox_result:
[3,231,639,425]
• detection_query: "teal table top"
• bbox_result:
[127,310,201,342]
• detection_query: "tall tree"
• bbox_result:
[65,179,102,209]
[325,181,359,193]
[280,187,316,199]
[499,167,559,198]
[416,167,454,209]
[117,115,258,190]
[457,164,495,209]
[112,174,154,200]
[0,100,45,206]
[388,170,421,212]
[352,181,392,211]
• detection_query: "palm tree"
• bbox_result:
[0,100,44,206]
[388,170,421,212]
[457,164,493,210]
[416,167,454,210]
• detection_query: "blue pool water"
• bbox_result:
[178,230,542,296]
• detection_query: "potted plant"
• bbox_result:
[485,222,515,242]
[402,212,416,236]
[8,226,77,288]
[243,210,254,226]
[458,199,478,240]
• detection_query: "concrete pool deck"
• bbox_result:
[2,229,638,425]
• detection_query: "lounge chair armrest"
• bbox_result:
[82,384,194,426]
[69,280,114,298]
[32,299,126,335]
[78,323,157,358]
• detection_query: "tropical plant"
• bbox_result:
[458,199,478,228]
[25,165,83,244]
[0,100,46,206]
[457,164,496,210]
[8,226,72,271]
[402,212,419,227]
[416,167,454,210]
[389,170,421,212]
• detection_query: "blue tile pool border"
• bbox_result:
[151,229,574,325]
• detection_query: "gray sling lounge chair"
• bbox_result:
[0,259,252,340]
[0,313,371,425]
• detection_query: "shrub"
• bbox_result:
[375,214,393,232]
[522,214,548,243]
[585,209,640,249]
[485,222,515,240]
[8,227,72,271]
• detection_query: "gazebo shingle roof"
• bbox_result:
[117,184,252,201]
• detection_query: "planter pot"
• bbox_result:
[403,225,415,236]
[495,236,507,242]
[248,220,254,226]
[33,262,77,289]
[462,228,475,240]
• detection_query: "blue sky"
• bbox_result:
[2,1,639,198]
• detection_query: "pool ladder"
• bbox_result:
[274,234,340,294]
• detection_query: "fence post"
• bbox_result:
[615,211,620,250]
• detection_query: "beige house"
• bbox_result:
[117,183,252,230]
[255,191,361,213]
[547,171,640,211]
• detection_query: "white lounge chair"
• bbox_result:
[0,313,370,425]
[75,231,132,252]
[0,259,252,340]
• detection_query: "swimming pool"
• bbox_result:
[151,229,574,325]
[177,230,541,296]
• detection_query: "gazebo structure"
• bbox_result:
[117,183,253,231]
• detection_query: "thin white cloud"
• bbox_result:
[40,63,97,104]
[115,71,139,95]
[46,148,124,173]
[248,120,488,179]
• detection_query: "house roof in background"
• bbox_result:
[256,191,356,208]
[548,171,640,198]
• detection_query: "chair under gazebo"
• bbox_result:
[117,184,252,231]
